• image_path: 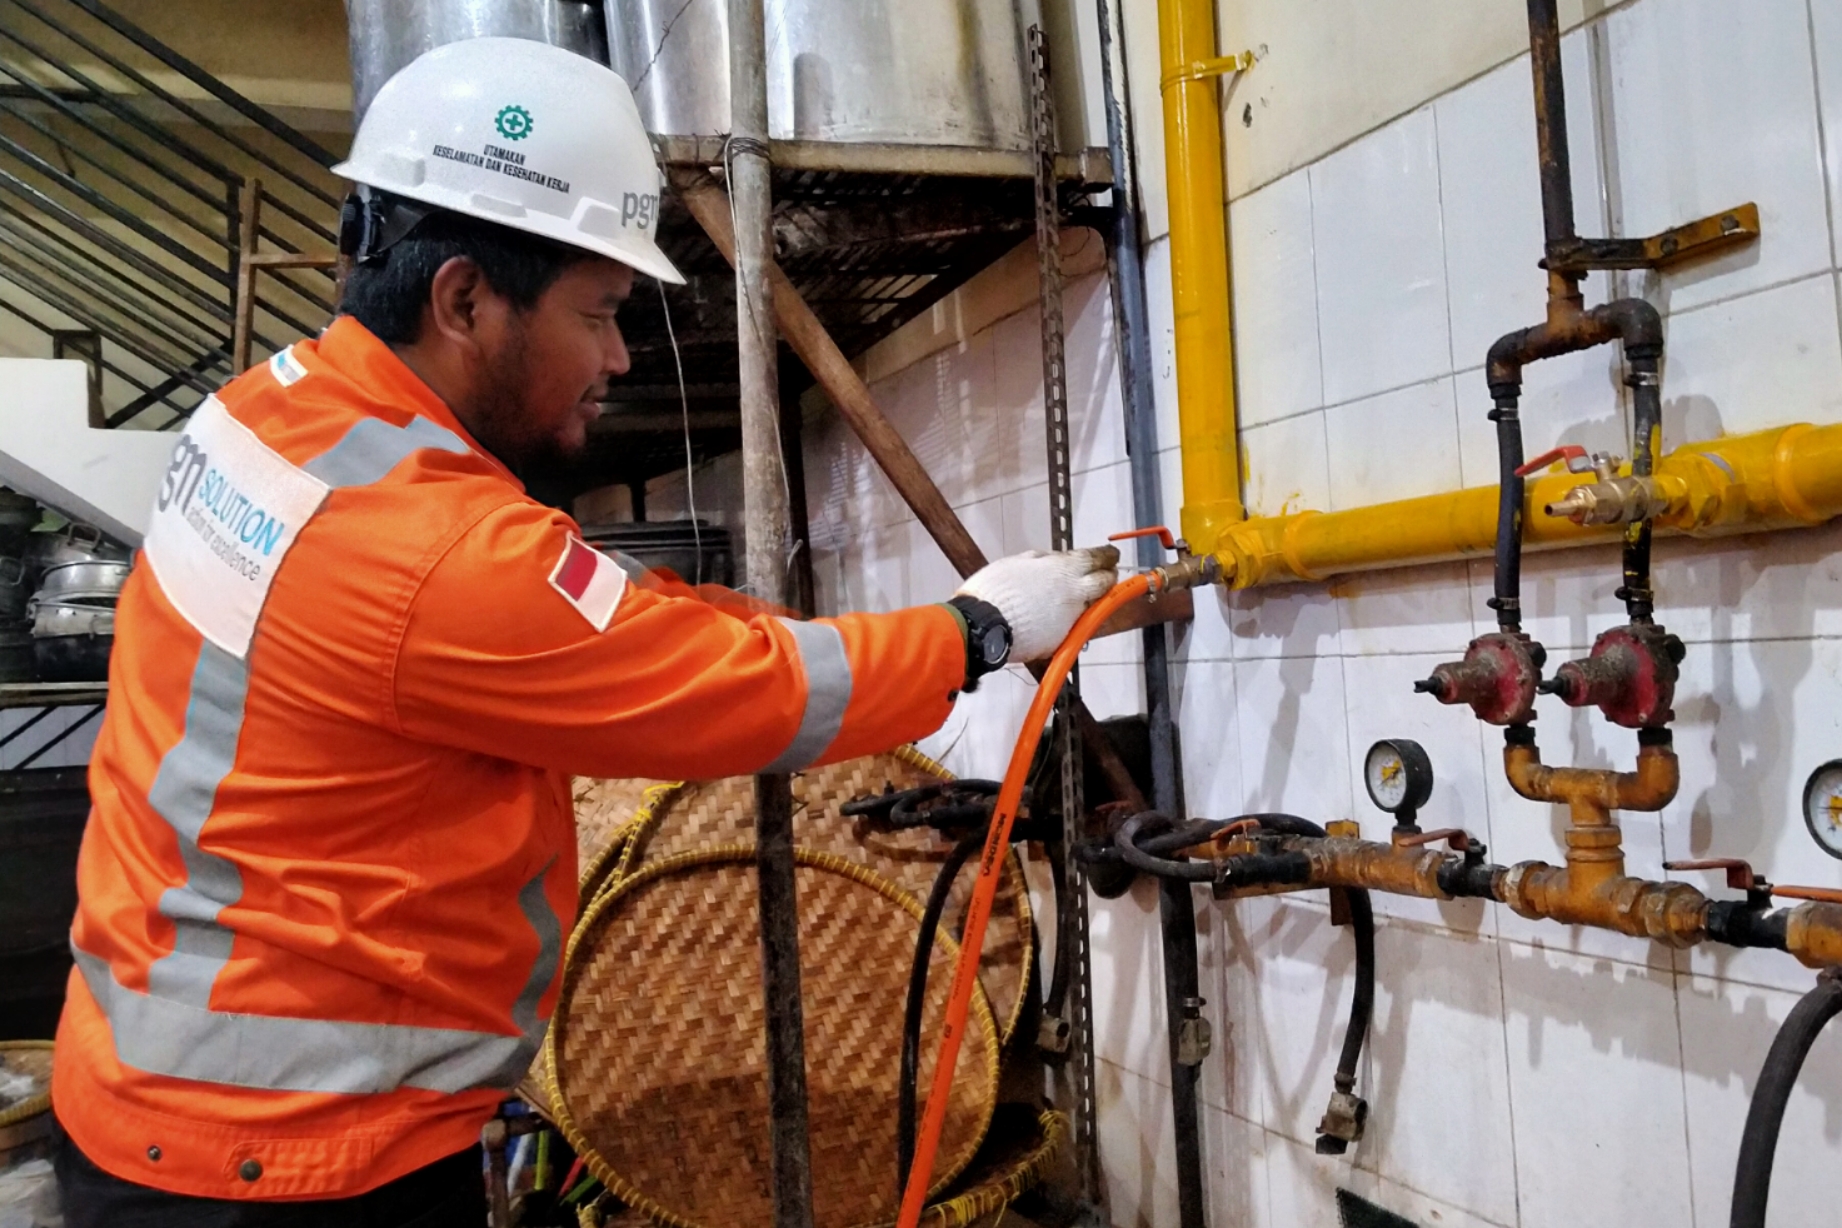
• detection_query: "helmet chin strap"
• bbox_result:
[338,187,440,266]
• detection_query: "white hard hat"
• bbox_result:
[332,37,684,284]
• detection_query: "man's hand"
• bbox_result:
[954,546,1120,663]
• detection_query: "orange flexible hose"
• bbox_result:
[896,573,1156,1226]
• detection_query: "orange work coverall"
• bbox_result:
[54,316,968,1200]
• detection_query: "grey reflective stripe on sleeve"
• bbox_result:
[75,946,527,1096]
[761,618,854,773]
[301,416,470,488]
[143,643,251,1007]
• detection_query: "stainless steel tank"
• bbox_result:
[605,0,1028,150]
[344,0,610,122]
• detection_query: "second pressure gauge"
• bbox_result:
[1802,760,1842,861]
[1364,739,1435,821]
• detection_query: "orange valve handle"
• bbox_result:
[895,573,1157,1227]
[1108,525,1179,552]
[1514,444,1591,478]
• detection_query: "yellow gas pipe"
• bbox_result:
[1158,0,1244,549]
[1204,420,1842,588]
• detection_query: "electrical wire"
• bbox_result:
[655,278,702,584]
[895,830,984,1203]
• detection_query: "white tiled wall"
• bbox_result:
[799,0,1842,1223]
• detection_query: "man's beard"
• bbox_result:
[464,324,585,473]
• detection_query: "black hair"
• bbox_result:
[337,207,594,344]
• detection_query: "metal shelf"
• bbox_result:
[0,682,108,710]
[529,141,1113,504]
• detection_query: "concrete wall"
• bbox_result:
[800,0,1842,1224]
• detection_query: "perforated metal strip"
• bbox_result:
[1027,19,1101,1205]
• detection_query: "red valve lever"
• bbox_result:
[1514,445,1591,478]
[1664,858,1761,891]
[1109,526,1179,552]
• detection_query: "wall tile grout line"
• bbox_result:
[1802,0,1842,386]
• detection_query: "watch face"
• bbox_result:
[980,624,1010,665]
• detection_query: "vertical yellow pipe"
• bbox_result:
[1158,0,1244,551]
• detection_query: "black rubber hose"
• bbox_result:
[1489,392,1526,630]
[896,830,983,1202]
[1334,886,1376,1091]
[1731,973,1842,1228]
[1115,812,1214,881]
[1621,354,1662,623]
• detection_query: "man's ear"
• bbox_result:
[426,255,489,349]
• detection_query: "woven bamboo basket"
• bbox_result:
[609,748,1033,1045]
[574,1108,1064,1228]
[0,1040,55,1166]
[547,846,1001,1228]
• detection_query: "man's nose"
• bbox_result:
[605,321,632,377]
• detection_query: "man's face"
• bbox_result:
[468,256,633,469]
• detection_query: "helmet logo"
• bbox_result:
[494,105,534,142]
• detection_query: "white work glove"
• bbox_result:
[955,546,1120,662]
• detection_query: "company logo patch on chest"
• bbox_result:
[143,397,330,658]
[549,536,626,632]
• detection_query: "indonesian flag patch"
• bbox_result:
[548,536,627,632]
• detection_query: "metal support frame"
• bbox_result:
[1092,0,1207,1218]
[1023,19,1103,1212]
[725,0,815,1223]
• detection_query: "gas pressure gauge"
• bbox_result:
[1364,739,1435,828]
[1802,760,1842,860]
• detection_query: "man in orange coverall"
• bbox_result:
[50,35,1118,1228]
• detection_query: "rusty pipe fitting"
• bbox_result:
[1502,728,1679,814]
[1785,901,1842,970]
[1298,836,1453,900]
[1499,860,1708,945]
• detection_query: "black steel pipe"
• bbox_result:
[1525,0,1577,253]
[1730,972,1842,1228]
[895,831,982,1203]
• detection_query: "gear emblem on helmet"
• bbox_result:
[494,104,533,141]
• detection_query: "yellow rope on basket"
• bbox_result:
[0,1040,54,1130]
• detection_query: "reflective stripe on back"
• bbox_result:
[761,617,854,773]
[95,405,561,1096]
[143,643,250,1007]
[75,948,527,1095]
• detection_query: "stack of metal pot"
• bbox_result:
[0,492,40,682]
[26,523,128,683]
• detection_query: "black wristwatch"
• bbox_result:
[946,596,1012,692]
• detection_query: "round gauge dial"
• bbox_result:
[1363,739,1434,817]
[1802,760,1842,861]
